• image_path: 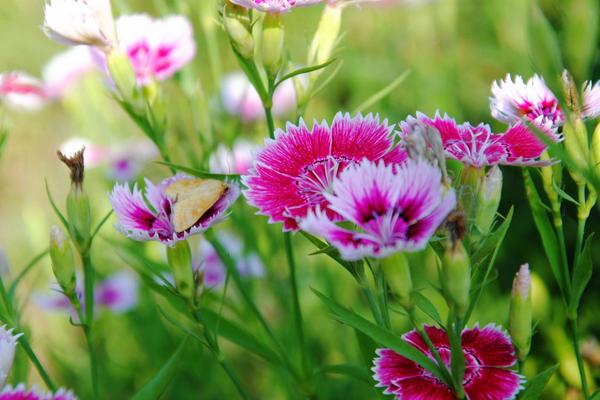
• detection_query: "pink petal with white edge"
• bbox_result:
[230,0,323,13]
[583,80,600,120]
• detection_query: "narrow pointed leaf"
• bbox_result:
[568,234,594,316]
[274,58,338,91]
[312,288,446,382]
[528,1,563,90]
[316,364,372,384]
[156,161,241,182]
[352,70,410,114]
[411,291,443,326]
[131,337,189,400]
[519,365,558,400]
[45,180,69,230]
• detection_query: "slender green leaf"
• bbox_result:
[156,161,241,182]
[91,210,113,242]
[411,291,443,326]
[568,234,594,316]
[315,364,372,384]
[354,328,379,368]
[591,389,600,399]
[301,231,361,279]
[312,288,446,382]
[200,307,282,366]
[352,70,410,114]
[522,170,564,293]
[519,365,558,400]
[44,179,69,230]
[471,208,513,268]
[528,1,563,90]
[562,0,598,82]
[0,129,7,159]
[552,182,579,206]
[8,249,49,298]
[273,59,338,91]
[131,336,189,400]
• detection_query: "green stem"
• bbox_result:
[17,335,57,391]
[373,264,391,329]
[357,269,385,327]
[283,233,310,379]
[574,184,586,268]
[81,253,99,400]
[206,233,301,382]
[568,317,589,399]
[192,309,250,400]
[551,202,571,296]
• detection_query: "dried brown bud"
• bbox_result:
[445,209,467,245]
[57,148,85,189]
[561,70,580,114]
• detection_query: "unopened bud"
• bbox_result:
[50,225,76,296]
[166,240,195,302]
[563,117,589,185]
[381,253,413,310]
[58,149,92,252]
[459,165,485,220]
[510,264,532,361]
[307,4,342,81]
[561,70,580,114]
[261,13,285,78]
[540,151,561,206]
[474,166,502,236]
[223,3,255,60]
[591,121,600,183]
[107,51,138,98]
[441,240,471,318]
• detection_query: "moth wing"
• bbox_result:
[170,179,227,232]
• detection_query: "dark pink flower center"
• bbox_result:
[128,42,175,81]
[517,98,563,124]
[295,156,354,206]
[0,75,45,97]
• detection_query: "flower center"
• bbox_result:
[518,98,562,124]
[295,156,353,206]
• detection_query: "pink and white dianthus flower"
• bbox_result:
[401,112,550,168]
[0,325,21,387]
[0,385,77,400]
[114,14,196,86]
[583,80,600,120]
[43,0,116,53]
[373,324,524,400]
[230,0,323,13]
[43,46,95,98]
[300,159,455,260]
[490,74,563,139]
[209,140,258,175]
[221,72,300,122]
[243,113,406,231]
[110,174,239,245]
[0,72,48,112]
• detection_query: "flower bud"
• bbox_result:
[0,325,21,387]
[57,149,92,253]
[49,225,77,297]
[563,116,589,185]
[591,121,600,183]
[107,51,138,99]
[307,4,342,81]
[540,151,561,206]
[510,264,532,361]
[561,70,580,114]
[381,253,413,310]
[459,165,484,220]
[441,240,471,318]
[474,166,502,236]
[223,3,255,60]
[261,13,285,78]
[166,240,195,302]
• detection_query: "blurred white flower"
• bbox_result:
[0,72,48,112]
[43,46,95,98]
[43,0,116,53]
[0,325,21,387]
[221,72,300,122]
[59,137,107,168]
[583,80,600,120]
[209,140,258,175]
[95,271,139,313]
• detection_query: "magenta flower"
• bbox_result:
[0,385,77,400]
[194,232,265,288]
[230,0,323,13]
[42,46,95,98]
[110,174,239,245]
[583,80,600,120]
[401,112,550,168]
[95,271,139,313]
[113,14,196,86]
[209,140,258,175]
[0,72,48,112]
[490,74,563,139]
[243,113,406,231]
[300,159,455,260]
[220,72,300,122]
[373,325,524,400]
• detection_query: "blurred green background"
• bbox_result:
[0,0,599,398]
